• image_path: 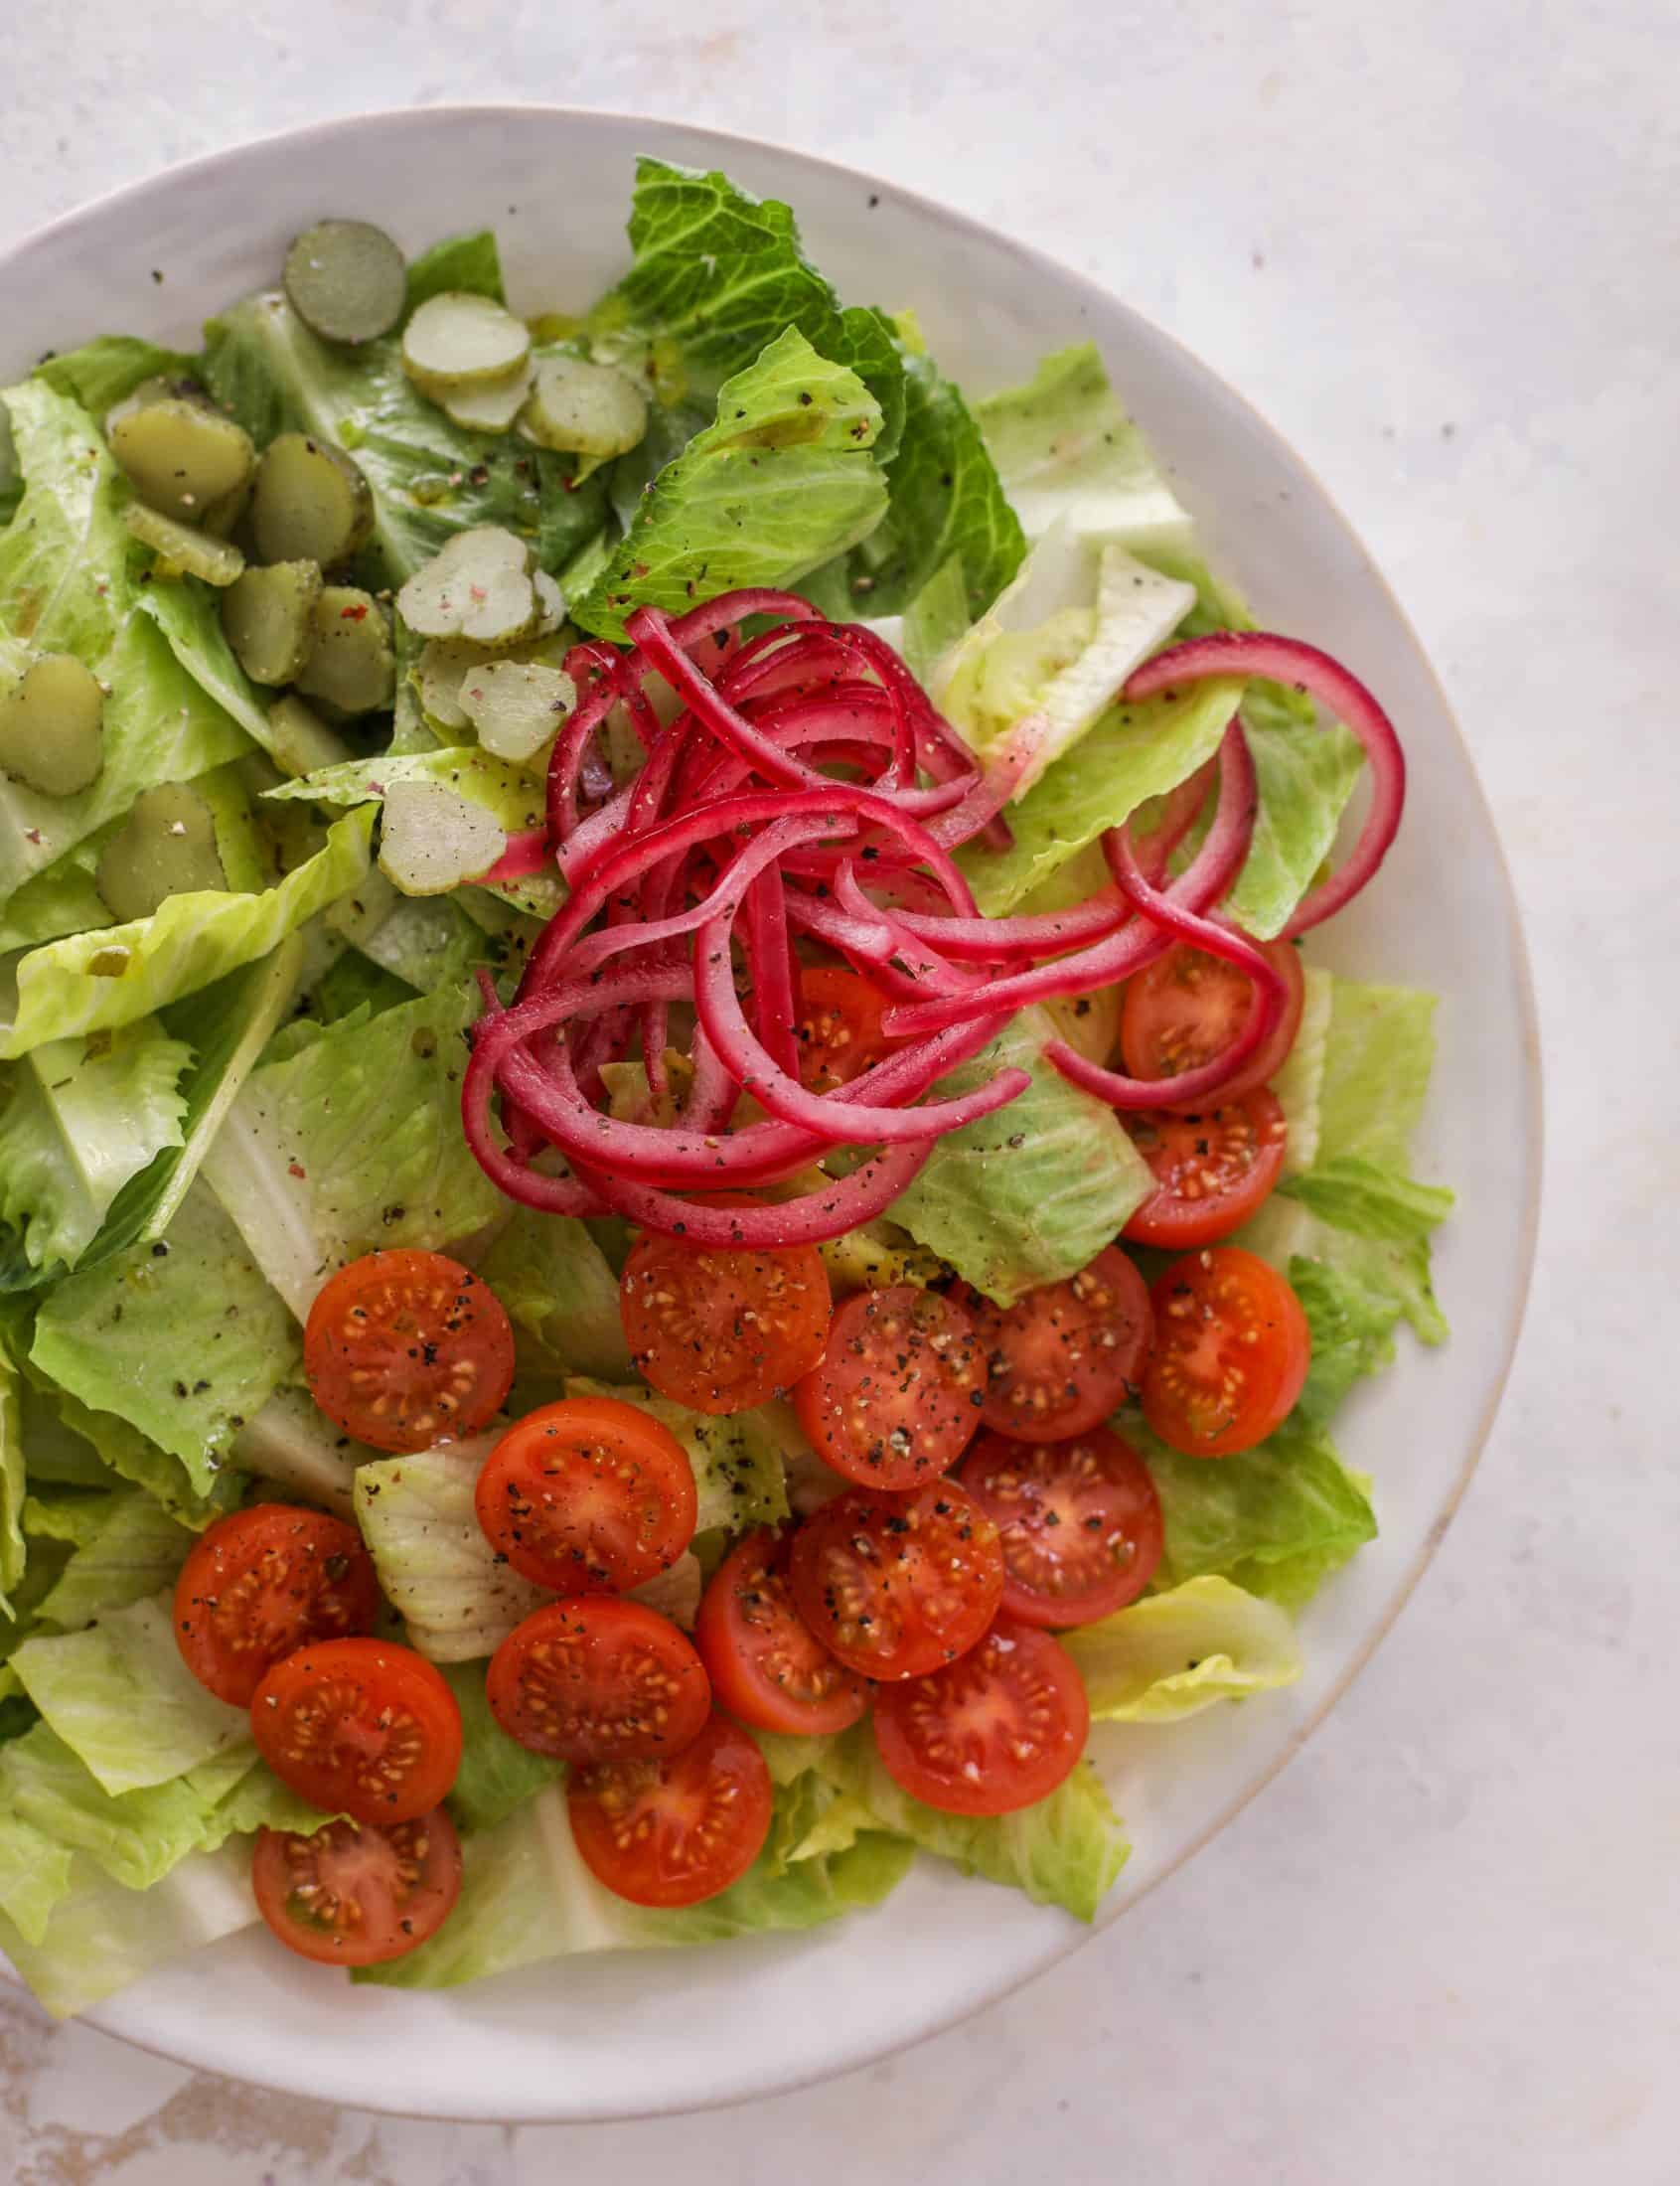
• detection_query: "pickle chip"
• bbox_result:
[519,354,648,465]
[458,659,576,764]
[396,526,537,645]
[283,220,407,346]
[250,432,375,566]
[379,779,506,895]
[0,653,106,796]
[402,292,531,392]
[124,503,246,586]
[294,587,396,716]
[108,396,255,522]
[95,783,228,921]
[221,560,324,685]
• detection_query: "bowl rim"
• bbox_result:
[0,99,1542,2118]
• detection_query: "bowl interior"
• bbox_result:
[0,106,1538,2122]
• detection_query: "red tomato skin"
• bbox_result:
[484,1596,711,1766]
[249,1638,463,1826]
[568,1709,774,1908]
[792,1284,985,1487]
[1122,1089,1289,1250]
[1120,938,1305,1109]
[250,1806,462,1967]
[693,1529,869,1736]
[620,1227,832,1416]
[473,1397,697,1595]
[796,966,893,1091]
[872,1619,1090,1815]
[173,1503,381,1706]
[303,1249,515,1454]
[957,1426,1164,1628]
[787,1480,1005,1682]
[1142,1245,1311,1458]
[961,1246,1153,1445]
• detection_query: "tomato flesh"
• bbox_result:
[872,1619,1089,1815]
[1122,1088,1289,1250]
[788,1480,1004,1681]
[474,1396,697,1595]
[303,1249,515,1455]
[251,1806,461,1967]
[250,1638,463,1825]
[961,1246,1153,1444]
[173,1503,380,1706]
[1142,1245,1311,1457]
[485,1596,710,1765]
[793,1284,984,1487]
[568,1709,773,1909]
[693,1528,868,1736]
[958,1426,1163,1628]
[1119,937,1305,1108]
[796,966,892,1092]
[620,1226,832,1415]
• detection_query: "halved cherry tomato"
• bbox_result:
[957,1426,1163,1627]
[303,1249,515,1455]
[796,966,892,1092]
[693,1528,868,1736]
[485,1596,710,1765]
[1122,1089,1290,1250]
[788,1480,1004,1681]
[793,1284,984,1487]
[474,1396,697,1595]
[250,1638,463,1825]
[1119,937,1305,1108]
[250,1806,462,1967]
[959,1246,1153,1445]
[173,1503,380,1705]
[568,1709,773,1909]
[1142,1245,1311,1458]
[620,1222,831,1415]
[872,1618,1089,1815]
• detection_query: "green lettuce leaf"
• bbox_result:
[1270,962,1334,1176]
[356,1437,547,1661]
[229,1384,373,1517]
[570,328,889,643]
[1064,1575,1301,1720]
[900,551,971,682]
[404,230,505,312]
[200,980,501,1319]
[9,1592,248,1795]
[202,292,608,585]
[0,1020,192,1276]
[0,828,116,954]
[34,337,198,417]
[1311,981,1439,1170]
[358,1779,912,1990]
[29,1486,194,1632]
[1,807,373,1056]
[882,1006,1150,1304]
[476,1210,634,1381]
[815,347,1025,620]
[934,526,1195,797]
[0,1354,24,1614]
[957,678,1242,915]
[586,156,904,449]
[974,342,1195,549]
[815,1726,1127,1922]
[0,381,253,902]
[1218,715,1364,939]
[441,1661,561,1834]
[130,577,290,766]
[266,743,544,837]
[1135,1412,1378,1609]
[30,1180,297,1488]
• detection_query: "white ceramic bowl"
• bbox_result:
[0,105,1540,2121]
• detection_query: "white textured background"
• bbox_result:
[1,1,1675,2178]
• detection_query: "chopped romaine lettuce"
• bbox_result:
[1270,962,1334,1175]
[1220,714,1364,939]
[881,1006,1150,1304]
[355,1436,547,1661]
[1135,1412,1378,1610]
[974,342,1194,549]
[935,524,1195,797]
[562,1377,790,1532]
[1064,1576,1301,1720]
[201,981,501,1319]
[476,1210,633,1381]
[30,1180,297,1489]
[957,677,1242,915]
[1,807,373,1056]
[27,1486,193,1632]
[1310,981,1440,1171]
[570,328,889,643]
[441,1660,561,1835]
[0,1355,24,1614]
[0,1019,192,1277]
[265,743,544,839]
[404,230,506,312]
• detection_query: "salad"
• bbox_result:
[0,160,1452,2016]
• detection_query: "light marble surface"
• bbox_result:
[0,0,1673,2176]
